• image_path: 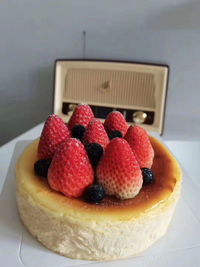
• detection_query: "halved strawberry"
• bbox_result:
[83,118,109,150]
[96,138,143,200]
[48,138,94,197]
[67,104,94,131]
[38,114,70,159]
[124,125,154,168]
[104,111,128,137]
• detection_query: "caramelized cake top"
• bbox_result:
[15,137,181,221]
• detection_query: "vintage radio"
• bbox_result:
[53,60,169,134]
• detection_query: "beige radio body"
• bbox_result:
[53,60,168,135]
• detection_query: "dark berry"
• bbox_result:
[85,143,103,169]
[83,184,105,204]
[141,168,154,185]
[34,159,51,177]
[71,125,86,141]
[108,130,122,140]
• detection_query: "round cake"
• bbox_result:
[15,135,181,260]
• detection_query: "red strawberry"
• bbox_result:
[124,125,154,169]
[38,114,70,159]
[67,104,94,131]
[104,111,128,137]
[83,118,109,150]
[48,138,94,197]
[96,138,143,200]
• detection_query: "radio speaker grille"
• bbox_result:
[65,68,155,110]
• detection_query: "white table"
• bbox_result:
[1,124,200,267]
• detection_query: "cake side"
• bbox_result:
[16,181,180,260]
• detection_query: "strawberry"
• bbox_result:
[67,104,94,131]
[83,118,109,150]
[124,125,154,169]
[96,138,143,200]
[104,111,128,137]
[48,138,94,198]
[38,114,70,159]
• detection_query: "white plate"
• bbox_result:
[0,141,200,267]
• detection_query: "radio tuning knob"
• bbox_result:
[68,104,77,111]
[67,104,77,116]
[132,111,147,124]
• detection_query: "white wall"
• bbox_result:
[0,0,200,145]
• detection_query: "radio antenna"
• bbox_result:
[82,30,86,60]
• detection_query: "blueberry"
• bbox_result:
[83,184,105,204]
[34,159,51,177]
[141,168,154,185]
[71,125,86,141]
[108,130,122,140]
[85,143,103,169]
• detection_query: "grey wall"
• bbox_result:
[1,0,200,145]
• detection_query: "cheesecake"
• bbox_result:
[15,135,181,260]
